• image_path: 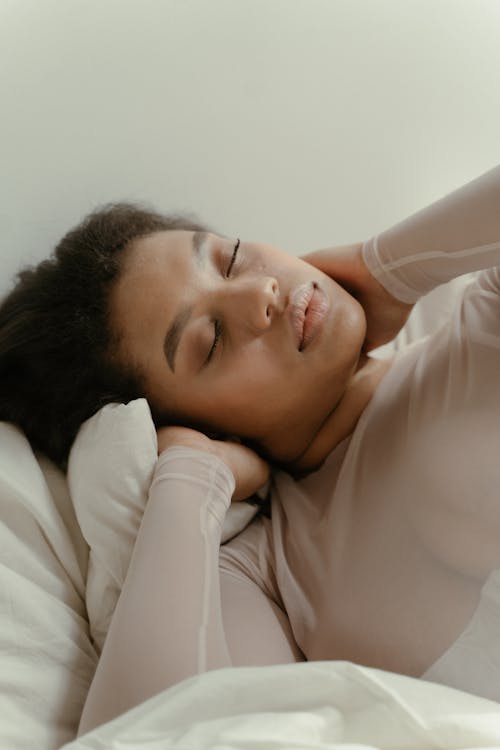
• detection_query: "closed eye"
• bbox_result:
[205,238,240,365]
[225,237,240,278]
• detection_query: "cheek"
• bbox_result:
[334,283,367,338]
[214,351,282,407]
[196,352,293,438]
[317,286,366,373]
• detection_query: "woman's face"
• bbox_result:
[110,230,366,463]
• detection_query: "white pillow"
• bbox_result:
[67,398,261,654]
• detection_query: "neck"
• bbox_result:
[287,349,394,477]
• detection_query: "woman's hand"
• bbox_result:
[156,426,270,502]
[301,242,414,352]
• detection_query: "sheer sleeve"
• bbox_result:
[77,445,303,737]
[78,445,234,735]
[362,164,500,303]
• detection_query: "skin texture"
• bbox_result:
[109,231,373,468]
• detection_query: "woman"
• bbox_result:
[2,164,500,734]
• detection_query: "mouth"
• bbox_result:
[287,281,330,351]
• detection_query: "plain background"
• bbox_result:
[1,0,500,299]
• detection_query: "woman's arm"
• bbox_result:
[362,163,500,304]
[77,446,233,735]
[77,428,287,737]
[303,166,500,351]
[293,164,500,475]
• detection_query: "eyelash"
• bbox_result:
[206,238,240,363]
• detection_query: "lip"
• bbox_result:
[287,281,330,351]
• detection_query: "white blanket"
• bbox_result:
[62,661,500,749]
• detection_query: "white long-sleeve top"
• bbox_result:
[79,164,500,735]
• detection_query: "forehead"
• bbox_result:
[121,229,194,276]
[109,230,196,357]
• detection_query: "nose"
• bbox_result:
[220,275,280,333]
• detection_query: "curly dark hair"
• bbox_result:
[0,203,214,473]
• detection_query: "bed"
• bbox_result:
[3,272,500,750]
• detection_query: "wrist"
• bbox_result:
[156,426,215,458]
[362,236,420,305]
[155,445,236,498]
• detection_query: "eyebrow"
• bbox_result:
[163,231,207,373]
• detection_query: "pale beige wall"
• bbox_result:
[1,0,500,297]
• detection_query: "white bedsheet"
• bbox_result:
[63,660,500,749]
[0,423,97,750]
